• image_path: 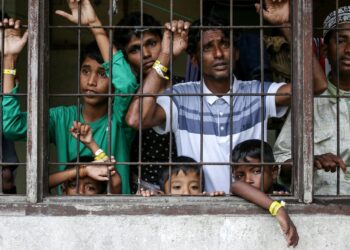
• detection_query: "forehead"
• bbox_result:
[201,29,228,44]
[81,56,103,69]
[331,23,350,37]
[171,169,200,182]
[127,31,161,47]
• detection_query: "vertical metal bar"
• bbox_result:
[259,0,265,192]
[138,1,144,193]
[199,0,203,194]
[168,0,174,194]
[292,0,314,203]
[27,0,49,202]
[228,0,233,194]
[75,0,82,195]
[335,0,340,196]
[107,0,114,195]
[0,0,5,194]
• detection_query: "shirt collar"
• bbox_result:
[203,76,237,105]
[327,79,350,104]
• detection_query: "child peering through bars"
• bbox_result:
[232,139,289,195]
[1,0,138,194]
[139,155,298,247]
[125,0,328,194]
[114,12,187,193]
[49,122,121,195]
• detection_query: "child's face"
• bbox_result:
[164,170,201,195]
[125,31,162,76]
[64,176,104,195]
[79,56,110,107]
[233,156,277,194]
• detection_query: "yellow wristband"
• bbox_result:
[3,69,16,76]
[269,201,284,216]
[94,152,106,161]
[152,60,170,80]
[154,60,169,73]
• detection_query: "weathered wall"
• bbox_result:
[0,214,349,250]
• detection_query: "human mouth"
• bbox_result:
[212,61,228,70]
[143,61,154,70]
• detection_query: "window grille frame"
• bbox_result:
[1,0,350,214]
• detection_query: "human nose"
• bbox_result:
[245,174,254,185]
[143,46,151,59]
[183,186,190,195]
[213,44,223,58]
[345,42,350,53]
[79,184,85,195]
[87,72,98,86]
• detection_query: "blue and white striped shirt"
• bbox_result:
[155,78,287,193]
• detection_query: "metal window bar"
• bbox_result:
[4,0,345,203]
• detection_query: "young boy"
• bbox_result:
[49,121,121,195]
[2,0,138,194]
[232,139,289,195]
[49,156,119,195]
[115,12,186,192]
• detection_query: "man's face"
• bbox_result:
[64,176,104,195]
[194,30,239,81]
[233,157,276,194]
[79,56,110,107]
[164,170,201,195]
[124,31,162,76]
[324,23,350,76]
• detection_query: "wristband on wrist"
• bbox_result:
[3,69,16,76]
[95,149,104,156]
[95,151,107,161]
[152,60,169,80]
[269,201,286,216]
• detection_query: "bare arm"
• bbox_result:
[125,20,191,129]
[232,181,299,247]
[56,0,116,61]
[256,0,327,106]
[0,18,28,93]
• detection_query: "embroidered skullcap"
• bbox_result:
[323,6,350,38]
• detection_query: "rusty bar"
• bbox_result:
[292,0,314,203]
[27,0,49,202]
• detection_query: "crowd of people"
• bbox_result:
[2,0,350,246]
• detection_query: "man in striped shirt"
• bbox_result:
[126,1,327,193]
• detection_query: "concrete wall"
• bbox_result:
[0,214,349,250]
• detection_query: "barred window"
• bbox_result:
[0,0,349,212]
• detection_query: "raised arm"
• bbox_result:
[56,0,115,61]
[126,20,190,129]
[70,121,100,154]
[255,0,327,106]
[0,18,28,93]
[232,181,299,247]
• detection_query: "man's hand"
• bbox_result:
[255,0,290,25]
[0,18,28,58]
[162,20,191,57]
[314,153,347,173]
[275,207,299,247]
[56,0,99,26]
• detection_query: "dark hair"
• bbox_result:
[158,156,202,192]
[324,30,334,45]
[187,17,234,56]
[231,139,275,164]
[65,156,107,194]
[114,12,162,53]
[80,41,104,66]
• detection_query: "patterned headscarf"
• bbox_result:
[323,6,350,38]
